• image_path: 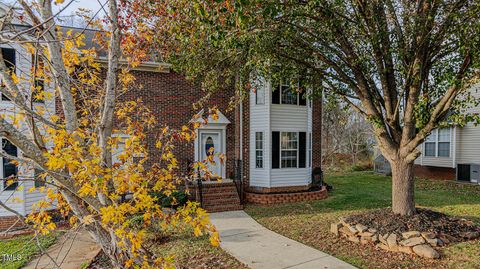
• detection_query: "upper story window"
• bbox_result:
[255,87,265,105]
[1,48,15,101]
[272,81,307,106]
[255,132,263,168]
[424,129,450,157]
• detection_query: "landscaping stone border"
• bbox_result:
[246,186,327,205]
[330,217,480,259]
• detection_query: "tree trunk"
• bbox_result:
[390,159,415,216]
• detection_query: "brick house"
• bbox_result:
[0,6,325,230]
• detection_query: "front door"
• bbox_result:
[199,130,223,179]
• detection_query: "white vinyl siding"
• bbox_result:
[0,44,56,217]
[250,78,312,189]
[249,77,270,187]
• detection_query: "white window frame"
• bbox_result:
[424,129,451,158]
[255,87,265,105]
[280,82,298,105]
[275,81,304,106]
[255,132,264,168]
[280,132,298,168]
[437,128,451,157]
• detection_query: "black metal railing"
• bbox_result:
[312,167,323,188]
[196,177,203,208]
[233,159,243,204]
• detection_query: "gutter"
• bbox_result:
[95,57,171,73]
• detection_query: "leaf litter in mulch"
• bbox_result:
[345,208,480,243]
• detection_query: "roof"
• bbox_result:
[0,4,170,73]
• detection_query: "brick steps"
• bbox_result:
[188,181,243,212]
[203,197,241,207]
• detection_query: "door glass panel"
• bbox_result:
[205,137,214,156]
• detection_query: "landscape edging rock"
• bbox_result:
[330,217,449,259]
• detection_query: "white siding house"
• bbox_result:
[415,84,480,184]
[249,79,313,190]
[0,42,56,218]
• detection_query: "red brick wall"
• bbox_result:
[414,165,456,180]
[247,184,311,194]
[242,94,250,190]
[312,99,322,169]
[118,70,238,177]
[246,186,327,205]
[0,216,26,232]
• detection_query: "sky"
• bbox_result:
[5,0,106,25]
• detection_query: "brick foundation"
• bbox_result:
[414,165,456,180]
[245,186,328,205]
[0,215,26,232]
[247,184,311,194]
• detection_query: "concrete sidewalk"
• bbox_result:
[24,229,100,269]
[210,211,357,269]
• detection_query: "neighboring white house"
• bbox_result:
[414,84,480,184]
[0,40,57,221]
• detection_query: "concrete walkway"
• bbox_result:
[25,229,100,269]
[210,211,357,269]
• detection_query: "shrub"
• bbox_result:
[151,190,188,208]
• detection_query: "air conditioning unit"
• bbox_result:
[457,164,480,184]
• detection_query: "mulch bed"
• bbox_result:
[345,208,480,242]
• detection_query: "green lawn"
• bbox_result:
[245,171,480,269]
[0,233,61,269]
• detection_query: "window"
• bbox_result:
[255,132,263,168]
[255,87,264,105]
[424,132,436,157]
[1,48,15,101]
[34,169,46,188]
[32,54,45,103]
[438,129,450,157]
[2,139,18,190]
[281,132,298,168]
[424,129,450,157]
[280,83,297,105]
[272,81,307,106]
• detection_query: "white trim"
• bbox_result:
[254,132,264,169]
[193,114,229,179]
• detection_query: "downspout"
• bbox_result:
[240,99,243,161]
[452,126,456,169]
